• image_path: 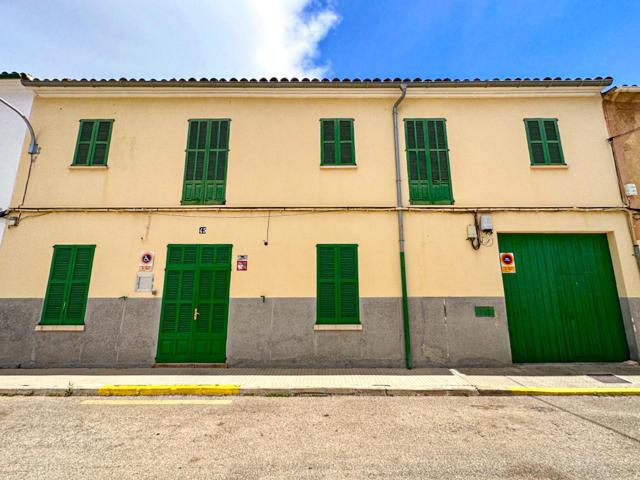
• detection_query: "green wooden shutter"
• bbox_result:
[321,120,337,165]
[182,119,230,204]
[73,121,95,165]
[72,120,113,166]
[321,119,355,165]
[91,121,113,165]
[41,245,95,325]
[317,245,337,323]
[404,119,453,204]
[64,246,95,324]
[525,119,565,165]
[338,245,359,324]
[316,244,359,324]
[41,246,74,324]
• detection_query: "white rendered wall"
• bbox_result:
[0,80,34,244]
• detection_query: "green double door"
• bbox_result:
[499,234,629,363]
[156,244,232,364]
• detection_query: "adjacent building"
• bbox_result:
[0,72,34,245]
[1,75,638,368]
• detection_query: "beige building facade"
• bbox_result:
[1,76,638,367]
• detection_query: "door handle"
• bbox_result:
[193,307,199,321]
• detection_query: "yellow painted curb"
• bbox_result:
[509,387,640,396]
[83,399,233,405]
[97,384,240,396]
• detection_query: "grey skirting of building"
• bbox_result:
[0,296,520,368]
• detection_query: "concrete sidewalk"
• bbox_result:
[1,364,640,396]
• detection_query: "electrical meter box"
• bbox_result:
[479,214,493,232]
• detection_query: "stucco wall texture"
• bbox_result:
[2,88,639,367]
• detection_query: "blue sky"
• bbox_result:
[1,0,640,84]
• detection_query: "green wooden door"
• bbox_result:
[499,234,629,363]
[156,244,232,363]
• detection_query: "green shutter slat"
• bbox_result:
[543,120,558,141]
[526,120,542,141]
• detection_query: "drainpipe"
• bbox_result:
[0,96,39,155]
[392,83,412,369]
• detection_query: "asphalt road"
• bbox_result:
[0,395,639,479]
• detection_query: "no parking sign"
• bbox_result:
[500,252,516,273]
[139,251,155,272]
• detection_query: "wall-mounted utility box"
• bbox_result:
[474,306,495,317]
[135,272,154,292]
[479,214,493,232]
[624,183,638,196]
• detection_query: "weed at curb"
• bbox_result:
[64,382,74,397]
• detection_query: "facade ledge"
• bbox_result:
[314,324,363,331]
[30,86,605,99]
[530,165,569,169]
[68,165,108,170]
[35,325,85,332]
[320,165,358,169]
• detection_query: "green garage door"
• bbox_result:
[156,244,232,364]
[499,234,629,363]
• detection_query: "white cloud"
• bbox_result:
[0,0,341,79]
[247,0,340,78]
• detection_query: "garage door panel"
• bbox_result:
[499,234,629,363]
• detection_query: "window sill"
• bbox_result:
[69,165,108,170]
[35,325,85,332]
[314,324,362,331]
[320,165,357,169]
[530,165,568,169]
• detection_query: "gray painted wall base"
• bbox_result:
[619,298,640,360]
[0,298,161,368]
[2,296,636,368]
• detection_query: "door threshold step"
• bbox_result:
[153,363,228,368]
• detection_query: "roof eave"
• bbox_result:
[22,77,614,89]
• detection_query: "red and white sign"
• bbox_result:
[499,252,516,273]
[237,255,248,271]
[139,251,155,272]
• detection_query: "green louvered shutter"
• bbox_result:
[321,120,337,165]
[91,121,113,165]
[72,120,113,166]
[64,246,95,324]
[316,244,359,324]
[525,119,565,165]
[321,119,355,165]
[317,245,337,323]
[543,120,564,164]
[182,120,230,205]
[338,245,359,324]
[41,245,95,325]
[525,120,546,165]
[41,247,74,324]
[405,119,453,204]
[73,122,94,166]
